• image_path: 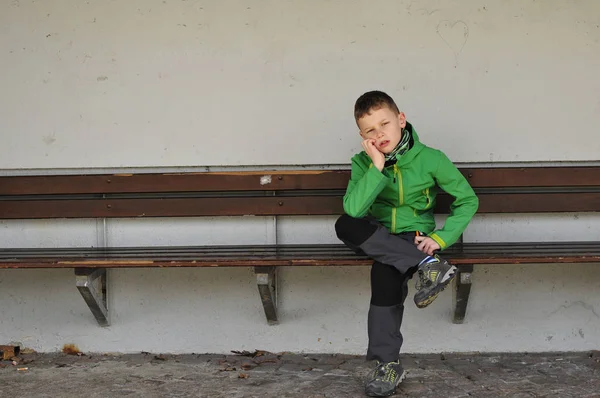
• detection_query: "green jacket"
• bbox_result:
[343,126,478,250]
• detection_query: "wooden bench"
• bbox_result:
[0,166,599,326]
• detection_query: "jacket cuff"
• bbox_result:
[429,232,447,250]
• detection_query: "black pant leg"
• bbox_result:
[366,261,410,363]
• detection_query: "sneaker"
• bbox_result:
[364,360,406,397]
[414,255,457,308]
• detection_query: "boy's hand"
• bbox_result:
[361,139,385,171]
[414,236,440,256]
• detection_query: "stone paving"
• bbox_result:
[2,350,600,397]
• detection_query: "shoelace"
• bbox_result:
[415,256,441,291]
[373,362,399,382]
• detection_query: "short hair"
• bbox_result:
[354,90,400,121]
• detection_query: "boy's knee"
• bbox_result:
[335,214,358,239]
[335,214,377,245]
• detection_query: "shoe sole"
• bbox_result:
[414,266,457,309]
[365,370,407,397]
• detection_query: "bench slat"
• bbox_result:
[0,256,598,268]
[2,191,598,219]
[0,197,343,219]
[1,243,599,268]
[2,241,599,254]
[462,167,600,188]
[473,192,600,213]
[0,171,351,195]
[1,167,597,196]
[2,242,599,257]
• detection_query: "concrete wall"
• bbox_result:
[1,0,599,354]
[1,0,599,168]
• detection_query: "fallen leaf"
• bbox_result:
[232,350,252,356]
[238,373,249,379]
[62,344,81,356]
[17,367,28,371]
[241,363,254,370]
[232,350,266,358]
[0,345,21,360]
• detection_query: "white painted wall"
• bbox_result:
[1,0,600,355]
[1,0,599,168]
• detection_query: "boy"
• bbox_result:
[335,90,478,397]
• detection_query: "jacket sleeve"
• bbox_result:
[428,151,479,250]
[343,155,389,218]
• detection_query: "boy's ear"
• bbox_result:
[356,119,365,139]
[397,112,407,128]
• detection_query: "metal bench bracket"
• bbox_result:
[254,266,278,325]
[75,268,109,327]
[452,264,473,324]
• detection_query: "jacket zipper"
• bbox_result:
[391,164,404,233]
[395,164,404,205]
[391,166,397,233]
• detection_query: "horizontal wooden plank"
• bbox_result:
[0,196,344,219]
[1,167,598,197]
[2,242,599,258]
[445,192,600,213]
[462,167,600,188]
[0,171,351,195]
[3,256,598,268]
[1,191,599,219]
[0,242,598,268]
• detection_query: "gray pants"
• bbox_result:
[335,215,428,363]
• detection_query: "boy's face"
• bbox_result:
[357,106,407,154]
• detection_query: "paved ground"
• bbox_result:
[2,349,599,397]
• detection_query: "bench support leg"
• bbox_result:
[254,266,278,325]
[452,265,473,324]
[75,268,109,327]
